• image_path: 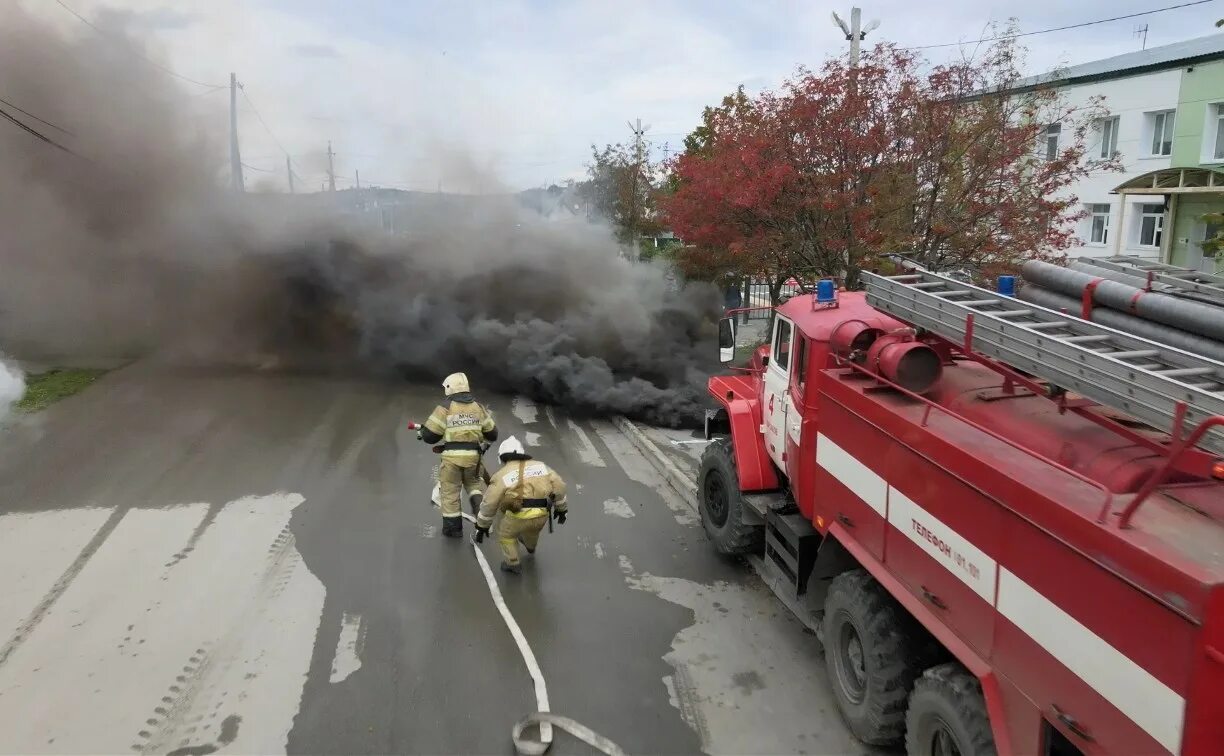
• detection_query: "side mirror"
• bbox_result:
[718,317,736,364]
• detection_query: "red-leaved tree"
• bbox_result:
[662,36,1118,288]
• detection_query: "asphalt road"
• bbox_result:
[0,364,864,755]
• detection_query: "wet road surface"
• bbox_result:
[0,365,864,754]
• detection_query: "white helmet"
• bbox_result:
[498,436,526,459]
[442,372,470,396]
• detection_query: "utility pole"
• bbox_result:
[663,141,670,162]
[627,117,650,256]
[831,7,880,67]
[326,140,336,193]
[229,72,244,192]
[286,156,295,193]
[1135,24,1150,50]
[355,169,361,190]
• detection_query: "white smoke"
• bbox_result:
[0,357,25,422]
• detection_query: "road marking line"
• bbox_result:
[602,497,635,519]
[0,505,127,668]
[566,419,606,467]
[329,612,365,684]
[512,397,540,425]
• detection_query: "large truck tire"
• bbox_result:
[823,570,923,746]
[698,438,763,555]
[905,664,996,756]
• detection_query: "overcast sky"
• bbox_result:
[19,0,1224,192]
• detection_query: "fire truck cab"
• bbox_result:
[701,275,1224,756]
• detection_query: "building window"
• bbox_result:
[1213,104,1224,161]
[1087,203,1110,244]
[1099,116,1119,158]
[1138,203,1165,248]
[1203,221,1223,259]
[1044,123,1061,160]
[1148,110,1175,156]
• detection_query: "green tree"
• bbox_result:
[577,140,666,254]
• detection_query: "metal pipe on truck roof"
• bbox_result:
[1021,260,1224,343]
[1016,285,1224,363]
[1070,260,1224,308]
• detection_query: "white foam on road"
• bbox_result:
[622,566,865,756]
[511,396,539,425]
[602,497,635,519]
[0,493,326,755]
[566,419,606,468]
[524,431,541,447]
[329,612,365,684]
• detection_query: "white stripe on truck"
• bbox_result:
[887,486,998,604]
[815,433,887,517]
[996,568,1184,754]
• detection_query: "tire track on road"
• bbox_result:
[0,504,128,668]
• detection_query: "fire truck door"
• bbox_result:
[763,316,793,471]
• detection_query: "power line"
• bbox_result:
[905,0,1217,51]
[240,89,291,157]
[0,97,75,136]
[0,105,79,156]
[53,0,225,88]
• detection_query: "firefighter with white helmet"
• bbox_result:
[418,372,498,537]
[474,435,568,574]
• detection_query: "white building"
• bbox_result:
[1022,34,1224,271]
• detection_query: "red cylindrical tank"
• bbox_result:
[830,319,881,358]
[866,333,942,394]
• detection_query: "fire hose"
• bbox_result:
[408,421,626,755]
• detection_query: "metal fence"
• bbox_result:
[730,277,806,322]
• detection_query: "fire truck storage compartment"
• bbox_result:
[811,400,892,563]
[883,442,1002,656]
[993,509,1196,755]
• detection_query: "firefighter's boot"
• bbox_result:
[500,561,522,575]
[441,517,463,538]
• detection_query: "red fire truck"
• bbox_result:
[701,268,1224,755]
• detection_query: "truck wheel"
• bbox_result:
[698,438,763,555]
[823,570,921,746]
[905,664,996,756]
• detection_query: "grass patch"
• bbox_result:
[17,368,108,412]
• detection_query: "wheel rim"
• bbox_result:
[703,470,730,527]
[834,613,867,704]
[929,720,963,756]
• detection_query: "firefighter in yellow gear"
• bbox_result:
[419,372,498,537]
[473,436,568,574]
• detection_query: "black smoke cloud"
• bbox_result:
[0,6,718,427]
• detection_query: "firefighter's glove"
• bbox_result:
[473,525,490,544]
[553,510,567,525]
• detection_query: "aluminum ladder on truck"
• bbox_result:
[862,269,1224,457]
[1084,255,1224,306]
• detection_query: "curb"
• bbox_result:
[612,416,698,507]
